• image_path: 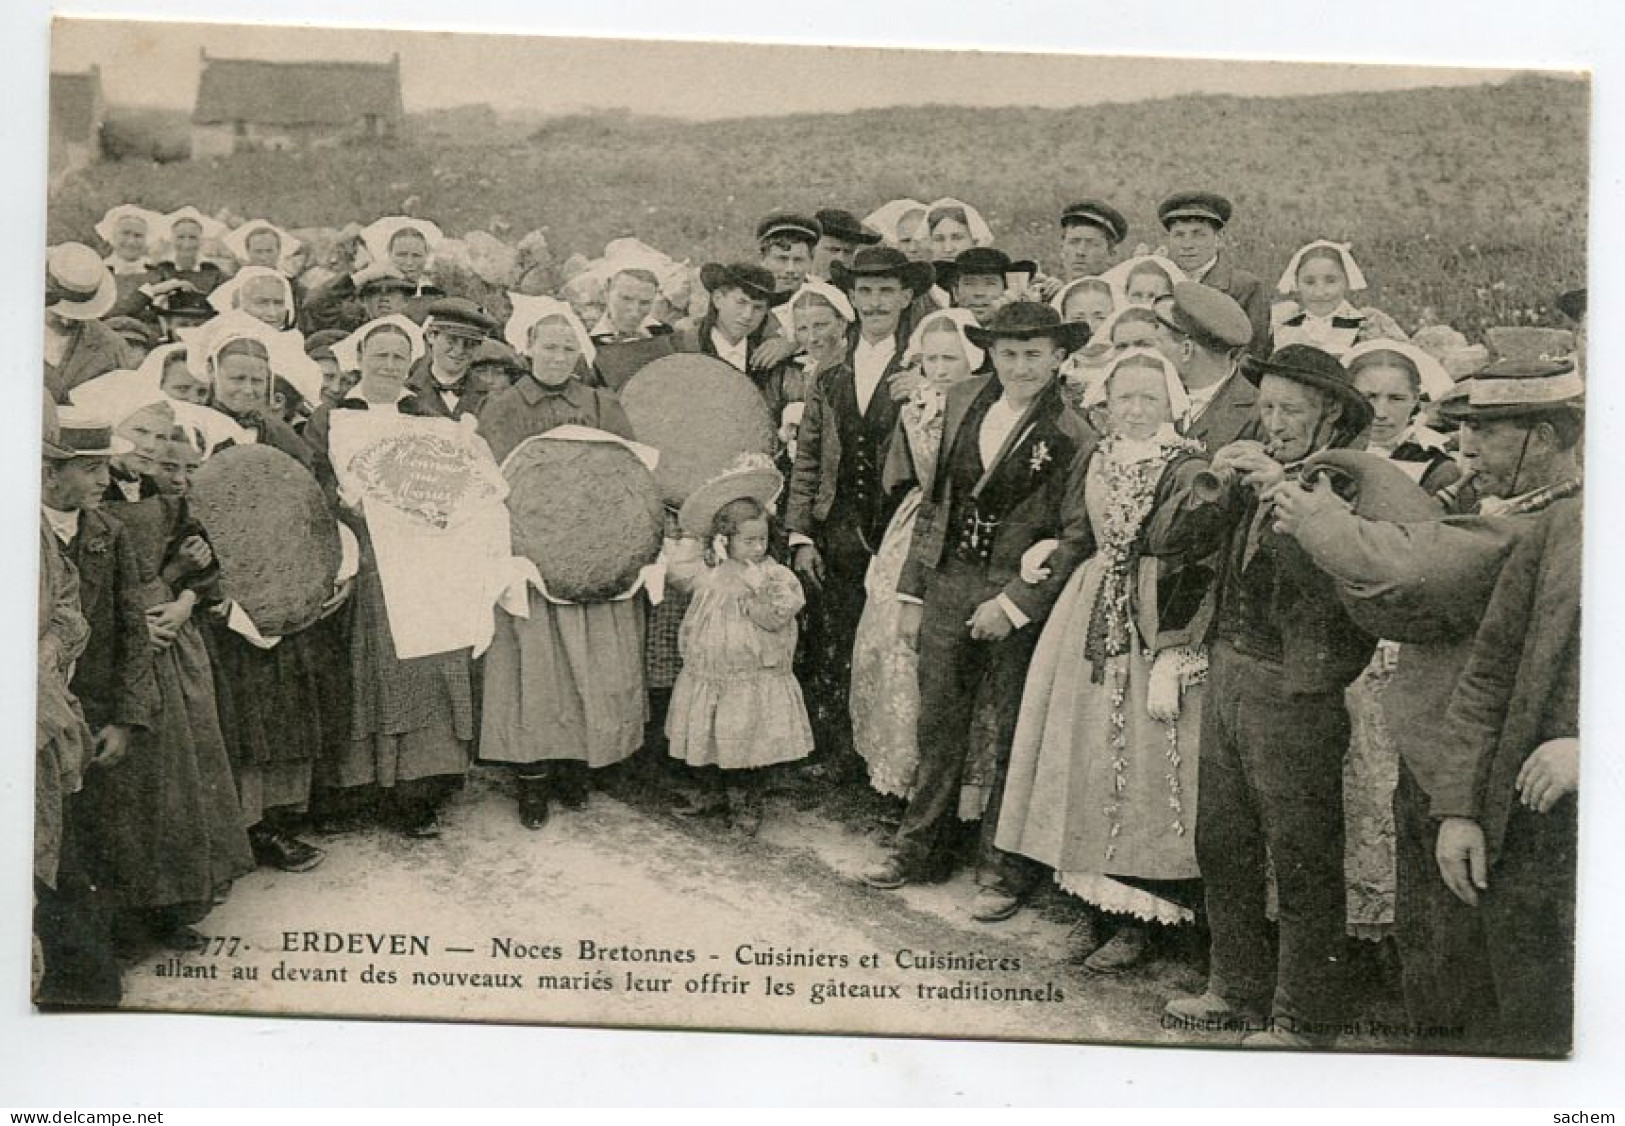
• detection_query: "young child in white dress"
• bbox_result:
[666,457,814,835]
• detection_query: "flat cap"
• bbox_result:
[755,210,823,246]
[1158,191,1234,230]
[1060,199,1128,244]
[1154,281,1253,351]
[422,296,499,337]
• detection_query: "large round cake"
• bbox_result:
[189,445,342,637]
[619,354,776,506]
[503,436,664,602]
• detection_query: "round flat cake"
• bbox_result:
[619,354,776,506]
[503,437,664,603]
[189,444,342,637]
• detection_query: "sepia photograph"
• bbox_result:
[13,0,1615,1104]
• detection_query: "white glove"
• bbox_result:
[1019,538,1060,584]
[1146,648,1183,724]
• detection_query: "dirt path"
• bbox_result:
[122,766,1405,1049]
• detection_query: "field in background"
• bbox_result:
[50,75,1588,335]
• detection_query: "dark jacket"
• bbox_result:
[1184,369,1259,454]
[894,376,1097,625]
[405,355,492,422]
[1433,497,1582,860]
[45,318,126,404]
[66,508,158,733]
[784,359,903,539]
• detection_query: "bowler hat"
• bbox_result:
[755,211,822,247]
[935,247,1038,292]
[1060,200,1128,244]
[152,287,217,324]
[45,243,117,322]
[815,208,882,246]
[964,301,1090,354]
[1436,358,1584,424]
[1241,344,1374,433]
[43,406,133,461]
[1158,191,1233,230]
[1154,281,1253,351]
[699,262,792,307]
[828,246,936,298]
[423,297,499,339]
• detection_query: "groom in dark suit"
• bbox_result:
[861,303,1096,922]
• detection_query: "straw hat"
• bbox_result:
[46,243,117,321]
[678,453,784,539]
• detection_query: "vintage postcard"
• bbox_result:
[34,14,1588,1059]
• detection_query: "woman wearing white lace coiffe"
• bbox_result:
[995,348,1230,975]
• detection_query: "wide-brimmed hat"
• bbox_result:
[699,262,792,307]
[46,243,117,321]
[1153,281,1252,352]
[43,406,134,460]
[935,247,1038,292]
[755,211,822,247]
[422,297,499,339]
[1060,199,1128,244]
[1158,191,1233,230]
[963,301,1090,354]
[828,246,936,297]
[1436,358,1584,424]
[1241,344,1374,433]
[677,453,785,539]
[814,208,882,246]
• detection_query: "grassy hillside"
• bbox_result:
[49,75,1588,333]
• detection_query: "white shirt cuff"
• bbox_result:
[996,593,1030,629]
[788,533,814,549]
[896,593,923,606]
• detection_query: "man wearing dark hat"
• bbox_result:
[810,208,882,282]
[467,339,528,397]
[1265,359,1583,1055]
[788,246,933,775]
[940,248,1038,329]
[44,243,124,404]
[151,287,217,345]
[409,297,500,420]
[676,263,801,418]
[1162,344,1377,1047]
[860,302,1095,922]
[302,262,422,335]
[35,408,157,1006]
[1152,281,1260,452]
[1059,199,1128,282]
[1157,191,1270,357]
[756,210,822,297]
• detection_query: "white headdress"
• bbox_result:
[904,307,986,372]
[1344,338,1454,403]
[208,265,297,327]
[1093,346,1193,433]
[162,206,227,243]
[334,315,427,373]
[506,293,596,366]
[182,310,324,407]
[863,199,931,247]
[94,205,168,250]
[361,216,446,270]
[1277,240,1369,295]
[788,278,856,325]
[1100,254,1188,308]
[925,198,994,247]
[1050,275,1118,320]
[223,219,298,273]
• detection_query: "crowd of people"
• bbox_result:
[35,191,1584,1056]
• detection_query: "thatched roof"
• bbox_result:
[192,54,402,128]
[50,69,101,141]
